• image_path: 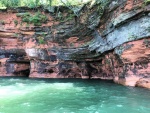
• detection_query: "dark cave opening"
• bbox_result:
[13,68,30,77]
[5,60,31,77]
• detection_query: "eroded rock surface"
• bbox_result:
[0,0,150,88]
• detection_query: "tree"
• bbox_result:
[0,0,20,7]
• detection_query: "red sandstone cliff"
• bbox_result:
[0,0,150,88]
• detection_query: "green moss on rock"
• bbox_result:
[16,11,48,26]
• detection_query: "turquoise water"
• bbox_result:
[0,78,150,113]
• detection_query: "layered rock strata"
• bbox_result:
[0,0,150,88]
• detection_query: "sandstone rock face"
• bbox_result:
[136,78,150,89]
[0,0,150,89]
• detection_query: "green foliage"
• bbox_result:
[16,12,30,17]
[26,23,30,28]
[38,37,45,44]
[24,0,40,8]
[0,0,89,8]
[47,0,52,6]
[17,11,48,26]
[95,0,110,15]
[70,43,74,47]
[0,20,5,25]
[60,0,89,6]
[144,0,150,5]
[20,21,23,26]
[35,0,40,6]
[13,33,19,37]
[0,0,20,7]
[14,20,18,26]
[58,13,75,23]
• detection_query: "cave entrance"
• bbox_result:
[13,68,30,77]
[6,61,31,77]
[16,62,31,77]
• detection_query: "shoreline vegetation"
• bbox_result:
[0,0,91,9]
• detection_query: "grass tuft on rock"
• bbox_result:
[17,11,48,26]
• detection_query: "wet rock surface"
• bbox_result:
[0,0,150,88]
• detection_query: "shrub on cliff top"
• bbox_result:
[144,0,150,5]
[0,0,20,7]
[0,0,90,8]
[17,11,48,26]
